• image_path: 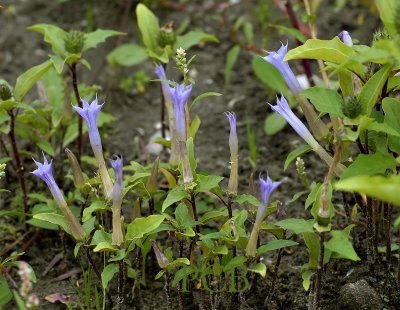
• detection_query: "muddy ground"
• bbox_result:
[1,0,398,309]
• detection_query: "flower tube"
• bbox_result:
[168,82,193,183]
[263,44,328,139]
[225,112,238,195]
[72,97,113,198]
[269,95,345,176]
[246,176,281,257]
[32,155,86,241]
[263,43,302,95]
[155,65,179,166]
[110,155,124,245]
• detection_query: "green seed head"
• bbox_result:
[158,22,176,47]
[373,29,390,42]
[0,80,12,101]
[64,30,86,54]
[341,96,362,119]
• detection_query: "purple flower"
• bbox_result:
[110,155,123,202]
[72,96,103,155]
[155,64,167,84]
[225,112,238,195]
[255,176,281,224]
[32,155,64,205]
[262,43,302,95]
[337,31,353,47]
[168,83,192,141]
[110,155,124,245]
[269,95,319,150]
[225,112,238,153]
[32,155,86,241]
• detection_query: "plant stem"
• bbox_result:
[227,196,233,219]
[69,62,83,164]
[384,203,392,265]
[118,260,125,310]
[8,110,29,225]
[190,191,200,234]
[264,233,286,307]
[164,273,172,310]
[366,197,376,269]
[314,232,325,310]
[85,247,113,306]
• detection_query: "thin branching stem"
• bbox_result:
[8,109,28,225]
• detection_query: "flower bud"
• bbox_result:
[147,157,159,195]
[341,96,362,119]
[64,30,86,54]
[65,148,84,188]
[0,79,12,100]
[225,112,238,196]
[158,22,176,47]
[337,30,353,47]
[152,240,169,268]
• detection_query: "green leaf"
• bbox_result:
[125,214,166,240]
[175,203,195,227]
[82,201,108,222]
[275,218,314,234]
[301,86,344,117]
[189,115,201,139]
[270,25,307,43]
[165,258,191,270]
[27,23,67,54]
[186,137,197,179]
[248,262,267,277]
[383,98,400,152]
[201,210,228,224]
[225,45,240,86]
[252,56,288,93]
[196,174,224,193]
[358,64,392,115]
[234,194,260,206]
[49,54,65,74]
[162,187,187,212]
[335,175,400,206]
[33,213,72,236]
[325,230,360,261]
[284,144,312,170]
[93,241,117,253]
[302,270,314,291]
[284,37,354,66]
[189,92,222,111]
[257,239,299,255]
[175,30,218,50]
[15,60,53,101]
[264,113,287,135]
[83,29,125,52]
[36,140,55,157]
[341,153,397,180]
[375,0,398,37]
[136,4,160,51]
[0,274,12,306]
[41,67,65,127]
[106,43,147,67]
[223,256,247,273]
[101,263,119,290]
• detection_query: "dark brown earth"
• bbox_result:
[1,0,399,309]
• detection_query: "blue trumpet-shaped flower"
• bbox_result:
[246,175,281,257]
[225,112,238,153]
[225,112,238,195]
[32,155,63,204]
[337,30,353,47]
[72,96,113,198]
[110,155,124,245]
[263,43,302,95]
[110,155,123,201]
[32,155,86,241]
[255,176,281,224]
[168,83,192,141]
[72,96,103,155]
[269,95,319,150]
